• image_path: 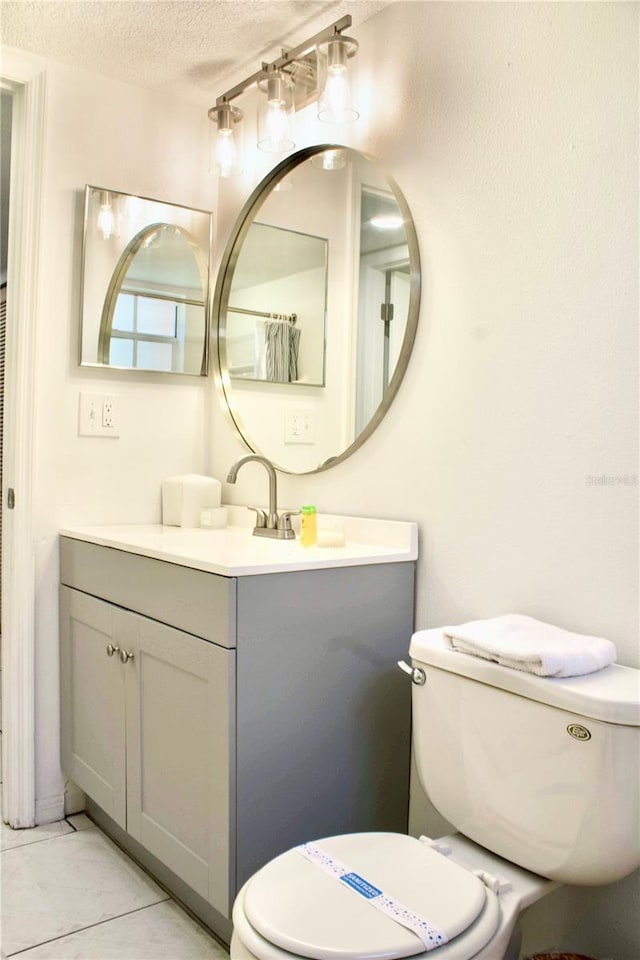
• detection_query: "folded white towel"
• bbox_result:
[443,614,616,678]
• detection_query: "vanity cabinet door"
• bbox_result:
[59,587,128,828]
[124,613,235,917]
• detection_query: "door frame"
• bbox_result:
[1,49,46,827]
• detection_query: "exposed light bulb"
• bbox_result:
[370,214,404,230]
[258,72,294,153]
[320,71,351,121]
[97,192,115,239]
[265,102,288,149]
[216,128,237,179]
[208,103,243,178]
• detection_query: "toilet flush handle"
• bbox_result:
[397,660,426,685]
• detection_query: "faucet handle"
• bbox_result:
[278,510,300,536]
[247,506,267,528]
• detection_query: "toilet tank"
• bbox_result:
[409,629,640,885]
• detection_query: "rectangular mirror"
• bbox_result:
[80,186,213,375]
[225,222,328,386]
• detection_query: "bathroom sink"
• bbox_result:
[60,511,418,576]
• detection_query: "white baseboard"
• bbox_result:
[35,793,65,825]
[64,781,86,816]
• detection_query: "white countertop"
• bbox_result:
[60,510,418,576]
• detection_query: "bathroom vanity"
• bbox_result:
[59,516,417,944]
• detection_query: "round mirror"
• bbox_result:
[214,145,420,473]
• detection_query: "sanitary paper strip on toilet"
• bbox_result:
[162,474,222,528]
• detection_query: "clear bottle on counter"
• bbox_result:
[300,505,317,547]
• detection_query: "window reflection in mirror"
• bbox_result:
[215,146,420,474]
[100,222,209,374]
[80,187,212,376]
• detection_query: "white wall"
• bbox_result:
[210,2,638,956]
[3,49,216,824]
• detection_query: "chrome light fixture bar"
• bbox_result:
[208,15,358,177]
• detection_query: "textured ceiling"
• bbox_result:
[1,0,392,106]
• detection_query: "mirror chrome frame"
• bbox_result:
[213,144,421,475]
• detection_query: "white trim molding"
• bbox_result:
[36,792,67,826]
[1,48,47,828]
[64,780,86,817]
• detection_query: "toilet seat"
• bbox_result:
[234,833,502,960]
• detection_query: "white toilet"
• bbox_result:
[230,627,640,959]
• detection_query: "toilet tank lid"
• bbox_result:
[410,629,640,726]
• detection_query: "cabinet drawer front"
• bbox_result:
[60,538,236,647]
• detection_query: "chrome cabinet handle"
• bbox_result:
[119,649,135,664]
[106,643,120,658]
[397,660,426,685]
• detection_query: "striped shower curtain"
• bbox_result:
[265,321,301,382]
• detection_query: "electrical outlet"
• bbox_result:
[79,393,120,438]
[284,408,315,445]
[102,399,115,428]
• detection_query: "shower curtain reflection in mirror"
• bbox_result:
[225,222,327,386]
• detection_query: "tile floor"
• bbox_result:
[1,813,230,959]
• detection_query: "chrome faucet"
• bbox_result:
[226,455,296,540]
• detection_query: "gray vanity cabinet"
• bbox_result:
[59,535,414,943]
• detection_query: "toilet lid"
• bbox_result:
[243,833,490,960]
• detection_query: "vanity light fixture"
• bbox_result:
[257,68,295,153]
[208,102,243,179]
[97,190,115,239]
[208,15,359,177]
[316,35,359,124]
